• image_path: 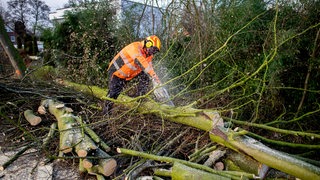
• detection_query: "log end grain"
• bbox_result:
[77,149,88,157]
[82,158,93,169]
[37,105,46,114]
[100,158,117,176]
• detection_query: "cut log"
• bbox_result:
[24,109,42,126]
[38,99,116,178]
[225,151,269,178]
[82,158,93,169]
[59,123,75,153]
[94,148,117,176]
[214,162,224,171]
[74,134,98,157]
[38,105,46,114]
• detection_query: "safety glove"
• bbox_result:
[152,80,175,106]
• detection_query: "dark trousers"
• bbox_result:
[103,72,150,114]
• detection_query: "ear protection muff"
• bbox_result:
[145,40,153,48]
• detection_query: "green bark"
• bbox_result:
[0,16,26,78]
[172,162,230,180]
[117,147,255,179]
[209,127,320,180]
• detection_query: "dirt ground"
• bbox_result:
[0,146,82,180]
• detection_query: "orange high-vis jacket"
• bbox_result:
[108,41,161,83]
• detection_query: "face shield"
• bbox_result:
[147,46,160,55]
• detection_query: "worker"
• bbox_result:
[103,35,173,115]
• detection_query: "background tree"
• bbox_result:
[28,0,50,37]
[0,2,6,19]
[5,0,51,55]
[41,0,117,86]
[6,0,30,28]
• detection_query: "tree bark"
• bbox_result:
[225,151,269,178]
[0,16,25,78]
[172,162,230,180]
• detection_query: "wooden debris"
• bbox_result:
[214,162,225,171]
[24,109,41,126]
[38,99,116,178]
[203,149,226,167]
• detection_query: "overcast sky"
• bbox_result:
[1,0,70,12]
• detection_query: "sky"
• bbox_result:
[1,0,70,12]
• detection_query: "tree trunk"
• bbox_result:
[0,16,25,78]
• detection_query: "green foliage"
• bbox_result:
[41,2,117,86]
[160,0,320,135]
[30,65,56,80]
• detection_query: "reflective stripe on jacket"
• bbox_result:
[108,41,160,83]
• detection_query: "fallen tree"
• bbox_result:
[0,16,25,78]
[57,79,320,179]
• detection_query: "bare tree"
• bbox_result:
[6,0,50,35]
[6,0,30,27]
[5,0,50,55]
[0,1,6,19]
[28,0,50,36]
